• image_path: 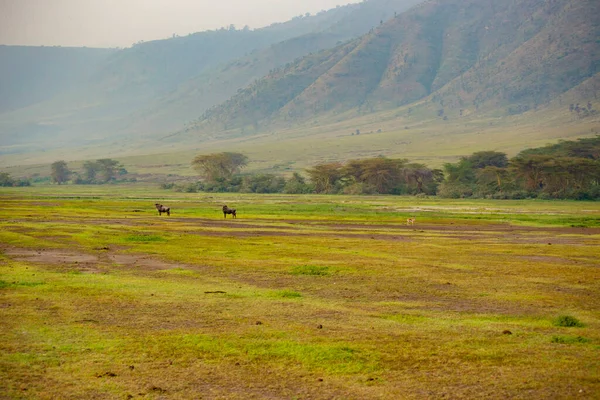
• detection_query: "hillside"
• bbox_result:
[190,0,599,135]
[0,46,116,113]
[0,6,355,154]
[0,0,422,157]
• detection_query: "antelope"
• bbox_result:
[222,205,236,218]
[406,217,416,226]
[155,203,171,216]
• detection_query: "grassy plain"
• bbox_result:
[1,185,599,399]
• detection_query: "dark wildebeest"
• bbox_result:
[155,203,171,216]
[222,205,236,219]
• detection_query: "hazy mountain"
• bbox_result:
[0,45,116,113]
[126,0,424,137]
[0,0,423,154]
[191,0,599,135]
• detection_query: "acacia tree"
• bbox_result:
[51,160,71,185]
[466,151,508,169]
[476,166,511,194]
[191,152,248,182]
[96,159,122,183]
[509,155,552,191]
[356,158,404,194]
[305,162,344,193]
[83,161,101,182]
[403,163,437,194]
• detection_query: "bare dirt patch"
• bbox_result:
[2,247,193,275]
[107,254,187,271]
[4,248,102,273]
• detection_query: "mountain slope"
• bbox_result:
[189,0,599,135]
[0,46,116,113]
[0,6,361,149]
[0,0,424,154]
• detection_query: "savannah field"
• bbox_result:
[0,185,599,399]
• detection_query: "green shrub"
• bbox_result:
[291,265,330,276]
[551,335,590,344]
[122,235,165,242]
[274,290,302,298]
[553,315,584,327]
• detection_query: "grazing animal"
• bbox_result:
[407,217,416,226]
[155,203,171,216]
[222,205,236,219]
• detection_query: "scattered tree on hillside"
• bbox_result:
[51,161,71,185]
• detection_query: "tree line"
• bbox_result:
[2,137,598,200]
[439,137,600,200]
[49,159,129,185]
[177,138,600,199]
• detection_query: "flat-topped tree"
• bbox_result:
[191,152,248,182]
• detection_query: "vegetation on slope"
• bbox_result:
[0,0,423,155]
[190,0,600,135]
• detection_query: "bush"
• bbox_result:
[553,315,584,328]
[0,172,31,187]
[551,335,590,344]
[342,182,377,195]
[504,190,535,200]
[291,265,330,276]
[274,290,302,298]
[283,180,313,194]
[199,177,243,192]
[437,182,474,198]
[241,174,285,193]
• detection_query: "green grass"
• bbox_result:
[0,186,599,398]
[290,265,331,276]
[551,335,591,344]
[553,315,585,328]
[121,234,166,243]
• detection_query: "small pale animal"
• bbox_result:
[407,217,416,225]
[155,203,170,216]
[223,205,237,219]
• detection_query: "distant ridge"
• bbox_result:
[0,0,422,153]
[191,0,599,135]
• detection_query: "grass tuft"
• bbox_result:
[122,234,165,242]
[290,265,330,276]
[273,290,302,298]
[551,335,590,344]
[553,315,585,328]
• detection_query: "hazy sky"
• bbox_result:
[0,0,360,48]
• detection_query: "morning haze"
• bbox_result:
[0,0,359,48]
